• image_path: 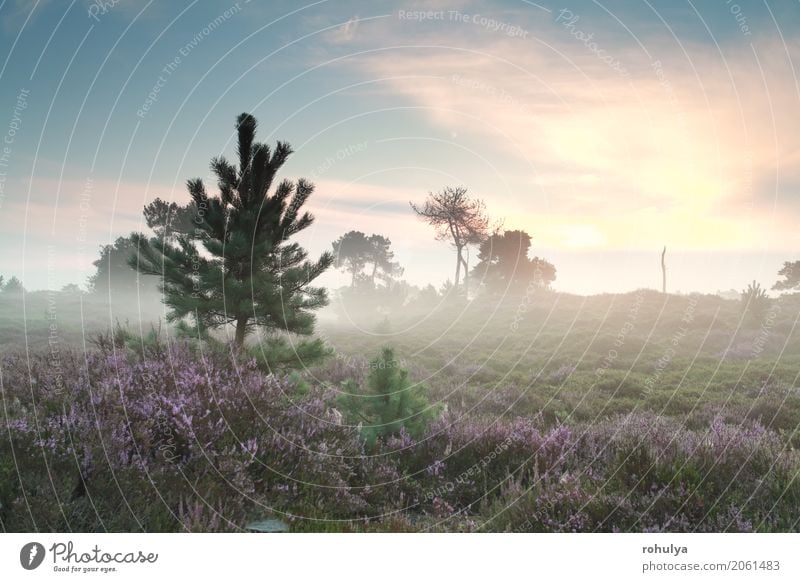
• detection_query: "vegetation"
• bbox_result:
[774,261,800,292]
[4,243,800,532]
[3,300,800,532]
[470,229,556,293]
[410,186,489,293]
[332,231,403,288]
[338,347,438,449]
[88,236,160,297]
[129,113,333,345]
[2,275,24,294]
[741,279,770,325]
[142,197,197,242]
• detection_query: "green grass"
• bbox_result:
[3,287,799,440]
[316,289,800,441]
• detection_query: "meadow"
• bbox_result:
[2,287,799,532]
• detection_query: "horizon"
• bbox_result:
[4,248,794,299]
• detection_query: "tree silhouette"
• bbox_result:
[2,276,24,294]
[89,236,160,296]
[741,280,770,325]
[773,261,800,292]
[365,234,403,286]
[406,283,441,311]
[130,113,333,346]
[410,186,488,293]
[332,231,372,288]
[332,231,404,288]
[143,197,197,242]
[471,229,556,292]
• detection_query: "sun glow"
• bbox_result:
[561,224,607,248]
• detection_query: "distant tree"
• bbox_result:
[130,113,333,346]
[0,276,4,289]
[332,231,372,288]
[741,280,770,325]
[410,186,489,293]
[332,231,404,288]
[2,276,24,294]
[717,289,740,301]
[60,283,83,294]
[471,229,556,292]
[439,279,456,297]
[334,270,410,326]
[366,234,403,286]
[416,283,439,304]
[143,198,197,242]
[773,261,800,292]
[88,236,159,296]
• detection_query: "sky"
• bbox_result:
[0,0,798,295]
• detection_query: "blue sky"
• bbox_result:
[1,0,799,294]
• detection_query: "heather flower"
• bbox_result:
[2,343,799,532]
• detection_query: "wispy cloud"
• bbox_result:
[2,0,50,34]
[326,14,361,44]
[312,9,800,251]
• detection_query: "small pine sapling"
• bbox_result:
[339,347,439,449]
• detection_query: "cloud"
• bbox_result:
[0,175,179,288]
[2,0,50,34]
[327,14,361,44]
[312,9,800,251]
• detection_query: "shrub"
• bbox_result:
[338,347,439,449]
[2,341,799,532]
[741,280,770,326]
[0,344,396,531]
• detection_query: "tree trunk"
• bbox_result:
[454,246,462,287]
[661,246,667,294]
[370,261,378,286]
[462,247,470,296]
[234,316,248,346]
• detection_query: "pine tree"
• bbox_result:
[741,280,770,325]
[130,113,333,345]
[2,276,24,294]
[339,347,438,449]
[143,197,197,242]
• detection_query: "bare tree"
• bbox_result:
[410,187,489,293]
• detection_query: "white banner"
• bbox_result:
[1,533,798,581]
